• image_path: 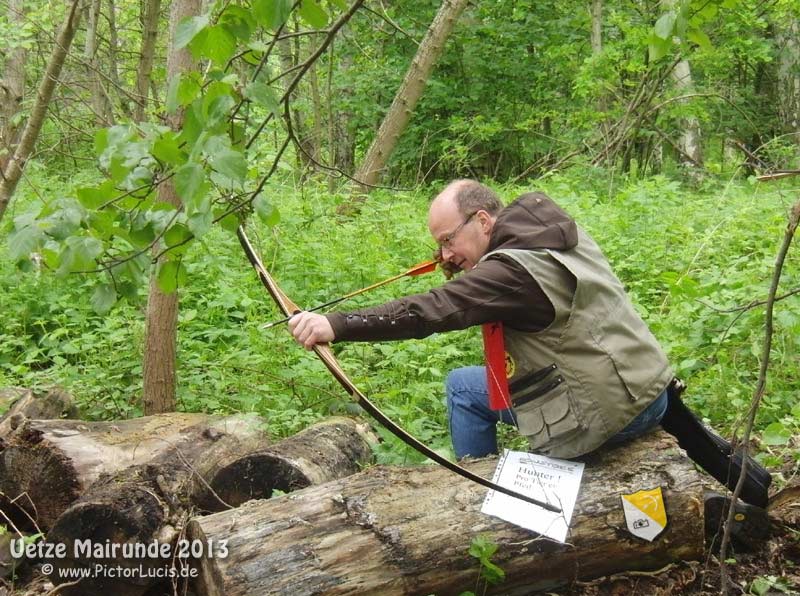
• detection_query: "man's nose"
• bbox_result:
[440,246,456,262]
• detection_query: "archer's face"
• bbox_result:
[428,198,493,272]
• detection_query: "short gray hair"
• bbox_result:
[447,179,504,216]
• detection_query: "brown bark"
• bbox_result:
[353,0,469,191]
[44,417,376,596]
[0,412,224,529]
[188,430,705,596]
[0,0,27,174]
[202,416,378,511]
[0,0,83,224]
[134,0,162,122]
[45,414,269,596]
[141,0,199,414]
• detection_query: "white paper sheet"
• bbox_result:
[480,450,584,542]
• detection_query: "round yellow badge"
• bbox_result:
[505,352,516,378]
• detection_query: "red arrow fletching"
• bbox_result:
[406,260,438,276]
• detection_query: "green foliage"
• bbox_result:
[3,169,797,462]
[749,574,795,595]
[465,534,505,590]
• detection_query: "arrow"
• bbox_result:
[260,260,438,329]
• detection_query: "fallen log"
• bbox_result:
[46,416,375,596]
[188,430,705,596]
[201,416,378,511]
[0,387,76,437]
[0,412,215,529]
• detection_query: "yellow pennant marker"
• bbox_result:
[621,487,667,541]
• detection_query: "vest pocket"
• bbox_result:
[514,382,582,451]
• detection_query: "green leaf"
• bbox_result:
[167,73,202,115]
[254,194,280,226]
[156,260,187,293]
[128,221,156,248]
[88,210,117,240]
[219,6,255,40]
[91,283,117,315]
[762,422,790,446]
[244,82,281,115]
[152,132,185,166]
[175,14,210,49]
[654,11,676,40]
[205,94,236,130]
[118,280,139,303]
[187,208,213,238]
[749,576,778,596]
[648,35,672,62]
[94,128,109,155]
[210,148,247,182]
[174,162,206,204]
[217,211,240,232]
[687,28,712,50]
[57,235,104,275]
[76,181,114,209]
[164,223,192,248]
[8,224,42,261]
[299,0,328,28]
[252,0,292,30]
[191,25,237,66]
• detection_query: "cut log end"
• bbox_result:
[209,453,312,507]
[0,443,81,530]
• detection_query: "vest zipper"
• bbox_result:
[509,363,557,394]
[512,375,564,408]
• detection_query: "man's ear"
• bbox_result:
[477,210,493,232]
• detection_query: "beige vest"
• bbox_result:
[484,229,673,458]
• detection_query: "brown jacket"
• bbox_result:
[326,192,579,341]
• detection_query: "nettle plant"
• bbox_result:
[9,0,358,312]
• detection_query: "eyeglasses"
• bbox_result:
[438,212,477,249]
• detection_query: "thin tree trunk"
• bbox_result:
[106,0,130,119]
[0,0,27,174]
[309,36,323,164]
[590,0,602,54]
[353,0,469,191]
[83,0,109,126]
[279,33,309,170]
[141,0,199,414]
[660,0,701,168]
[328,38,355,183]
[0,0,83,224]
[134,0,162,122]
[777,18,800,143]
[670,58,703,167]
[590,0,610,140]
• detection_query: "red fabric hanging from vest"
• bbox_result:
[481,322,512,411]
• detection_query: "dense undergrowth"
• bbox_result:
[1,169,798,479]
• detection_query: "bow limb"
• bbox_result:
[236,225,560,513]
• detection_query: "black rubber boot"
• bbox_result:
[659,379,771,508]
[704,491,770,552]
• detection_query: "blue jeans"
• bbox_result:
[445,366,669,459]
